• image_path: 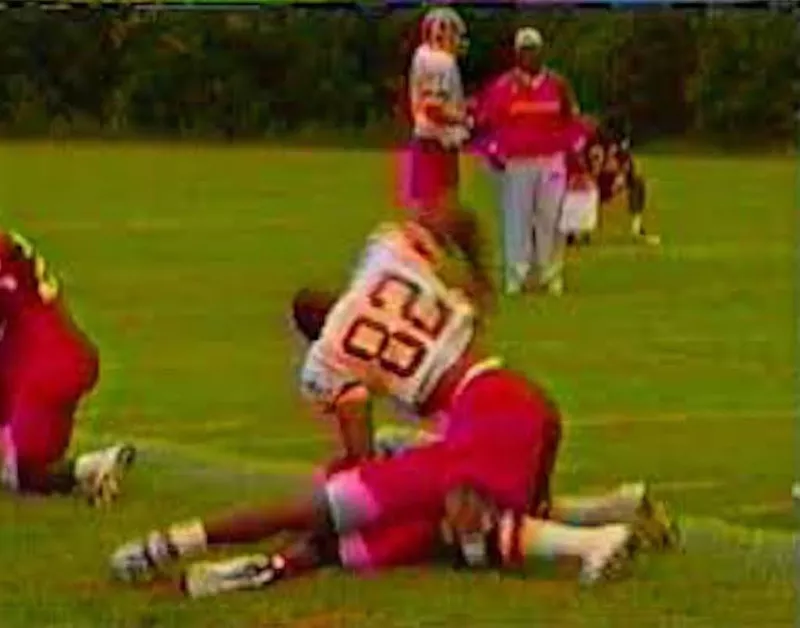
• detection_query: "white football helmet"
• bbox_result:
[421,7,468,56]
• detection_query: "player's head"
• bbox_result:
[514,27,544,74]
[291,288,337,342]
[422,7,468,56]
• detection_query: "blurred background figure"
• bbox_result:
[471,27,584,296]
[405,7,471,221]
[561,116,601,247]
[595,115,661,246]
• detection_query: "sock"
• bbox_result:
[17,459,77,495]
[73,449,104,483]
[631,214,643,235]
[166,519,208,557]
[504,518,602,562]
[551,485,641,526]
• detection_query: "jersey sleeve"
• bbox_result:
[299,342,369,416]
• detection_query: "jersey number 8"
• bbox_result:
[342,273,453,379]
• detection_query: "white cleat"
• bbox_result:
[75,443,137,506]
[623,482,681,551]
[110,531,174,583]
[579,523,639,586]
[181,554,286,598]
[643,234,662,247]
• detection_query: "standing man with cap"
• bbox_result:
[472,27,587,296]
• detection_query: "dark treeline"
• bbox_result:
[0,6,794,147]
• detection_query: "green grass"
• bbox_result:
[0,143,794,627]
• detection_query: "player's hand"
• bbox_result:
[484,141,506,172]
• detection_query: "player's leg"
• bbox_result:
[447,371,640,583]
[0,340,135,505]
[408,139,459,222]
[627,170,661,245]
[182,519,440,598]
[499,161,536,294]
[1,398,136,505]
[110,441,454,583]
[181,532,339,598]
[372,427,676,551]
[550,483,680,551]
[531,164,567,295]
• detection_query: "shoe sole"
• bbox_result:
[582,529,640,586]
[635,486,682,552]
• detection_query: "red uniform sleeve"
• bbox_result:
[470,72,512,133]
[551,72,580,119]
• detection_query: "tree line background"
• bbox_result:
[0,6,795,148]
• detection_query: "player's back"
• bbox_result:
[302,224,476,413]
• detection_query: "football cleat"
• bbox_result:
[110,531,175,583]
[580,523,639,586]
[625,482,681,552]
[75,443,137,507]
[181,554,287,598]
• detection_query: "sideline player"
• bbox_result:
[0,229,135,504]
[406,7,471,220]
[110,216,661,588]
[595,119,661,245]
[472,28,584,296]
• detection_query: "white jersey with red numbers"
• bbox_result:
[300,223,476,417]
[409,44,468,149]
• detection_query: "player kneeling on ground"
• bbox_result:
[0,230,135,505]
[594,119,660,245]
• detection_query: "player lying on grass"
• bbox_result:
[176,423,678,598]
[110,216,677,592]
[0,230,135,505]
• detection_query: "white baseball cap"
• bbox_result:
[514,27,543,50]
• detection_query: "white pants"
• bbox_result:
[559,185,599,235]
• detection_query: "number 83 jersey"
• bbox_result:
[300,225,477,415]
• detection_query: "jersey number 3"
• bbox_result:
[342,273,453,378]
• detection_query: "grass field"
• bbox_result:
[0,143,794,627]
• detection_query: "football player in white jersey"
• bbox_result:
[406,7,471,221]
[110,217,678,595]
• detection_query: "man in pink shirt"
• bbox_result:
[473,28,587,296]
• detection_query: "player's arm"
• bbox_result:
[410,56,466,127]
[329,384,374,461]
[301,356,375,465]
[555,72,581,119]
[412,86,465,127]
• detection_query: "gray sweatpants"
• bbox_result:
[499,157,567,292]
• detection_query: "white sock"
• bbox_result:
[631,214,643,235]
[551,485,642,526]
[73,449,103,482]
[505,518,604,561]
[167,519,208,557]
